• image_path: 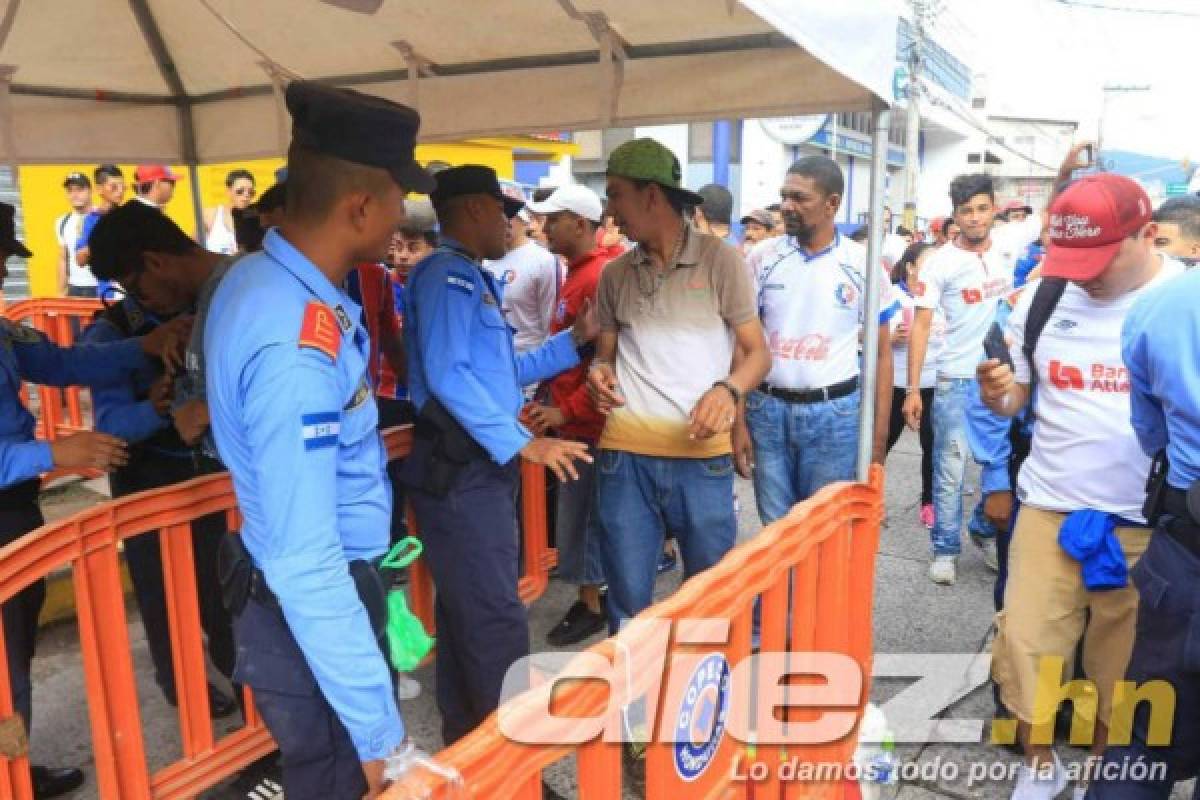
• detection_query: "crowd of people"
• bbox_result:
[1,79,1199,800]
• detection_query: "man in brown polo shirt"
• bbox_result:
[588,138,771,633]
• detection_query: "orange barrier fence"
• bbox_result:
[385,466,885,800]
[0,427,558,798]
[2,298,104,444]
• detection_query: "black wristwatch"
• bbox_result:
[712,379,741,405]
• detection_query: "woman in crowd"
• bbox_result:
[203,169,256,255]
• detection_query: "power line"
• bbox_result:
[1054,0,1200,18]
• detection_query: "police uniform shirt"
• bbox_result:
[0,319,146,488]
[404,236,579,465]
[1123,262,1200,490]
[204,229,404,761]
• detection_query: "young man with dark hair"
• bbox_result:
[1151,195,1200,265]
[74,165,127,296]
[905,146,1083,585]
[694,183,734,241]
[56,171,95,297]
[744,155,894,537]
[204,82,444,799]
[83,198,241,725]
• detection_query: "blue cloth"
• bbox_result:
[931,377,975,555]
[0,318,146,488]
[1056,510,1130,591]
[1013,243,1044,289]
[403,236,578,465]
[966,382,1016,497]
[204,229,404,761]
[595,450,737,632]
[746,387,861,524]
[1087,527,1200,799]
[79,300,176,449]
[1122,267,1200,490]
[77,211,109,299]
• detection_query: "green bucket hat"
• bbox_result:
[606,138,704,206]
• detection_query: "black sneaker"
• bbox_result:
[228,754,283,800]
[546,600,606,647]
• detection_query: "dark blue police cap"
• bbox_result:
[430,165,524,219]
[285,80,435,195]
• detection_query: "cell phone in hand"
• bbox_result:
[982,322,1013,369]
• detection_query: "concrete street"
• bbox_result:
[26,431,1196,799]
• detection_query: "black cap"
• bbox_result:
[255,182,287,213]
[0,203,32,259]
[285,80,435,194]
[63,171,91,190]
[431,165,524,219]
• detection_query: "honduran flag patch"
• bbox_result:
[302,411,340,450]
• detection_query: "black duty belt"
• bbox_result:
[1162,487,1200,560]
[0,478,40,510]
[759,376,860,405]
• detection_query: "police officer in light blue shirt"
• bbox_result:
[0,201,188,798]
[400,165,594,745]
[1090,266,1200,799]
[204,82,440,800]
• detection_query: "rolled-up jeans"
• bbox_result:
[931,377,975,556]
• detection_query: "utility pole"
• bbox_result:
[1098,84,1150,156]
[902,0,928,232]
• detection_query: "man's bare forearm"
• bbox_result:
[907,309,933,391]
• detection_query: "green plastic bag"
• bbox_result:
[380,537,435,673]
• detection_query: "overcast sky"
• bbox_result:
[940,0,1196,163]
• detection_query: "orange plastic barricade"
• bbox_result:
[0,426,560,798]
[2,298,104,443]
[384,466,885,800]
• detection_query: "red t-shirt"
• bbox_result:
[352,262,401,392]
[548,247,612,442]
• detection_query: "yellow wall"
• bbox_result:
[18,142,528,297]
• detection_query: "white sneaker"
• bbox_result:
[1011,751,1067,800]
[929,555,957,585]
[971,533,1000,572]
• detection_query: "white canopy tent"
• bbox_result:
[0,0,898,477]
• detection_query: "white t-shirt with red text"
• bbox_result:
[890,282,945,390]
[1007,255,1185,520]
[749,233,893,390]
[914,216,1041,378]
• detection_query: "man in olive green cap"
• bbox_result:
[587,137,770,628]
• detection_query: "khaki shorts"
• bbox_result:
[992,506,1150,727]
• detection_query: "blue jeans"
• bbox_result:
[554,445,605,586]
[595,451,737,633]
[745,388,861,525]
[931,378,974,556]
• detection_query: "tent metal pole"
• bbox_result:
[857,101,891,482]
[128,0,206,238]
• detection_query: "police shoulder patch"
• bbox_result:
[299,301,341,361]
[301,411,340,451]
[446,272,474,295]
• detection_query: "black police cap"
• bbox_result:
[285,80,435,195]
[430,165,524,219]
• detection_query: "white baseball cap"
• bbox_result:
[527,184,604,223]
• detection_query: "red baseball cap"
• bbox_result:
[1041,173,1152,282]
[134,164,180,183]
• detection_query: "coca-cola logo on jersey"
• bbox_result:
[1049,213,1102,241]
[768,331,830,362]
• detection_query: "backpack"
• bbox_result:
[1020,277,1068,393]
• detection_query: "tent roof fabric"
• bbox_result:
[0,0,897,164]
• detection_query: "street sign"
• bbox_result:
[759,115,829,146]
[1167,182,1189,196]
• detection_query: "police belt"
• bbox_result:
[759,376,859,405]
[1162,485,1200,560]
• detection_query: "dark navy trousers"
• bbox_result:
[1088,521,1200,799]
[404,440,529,746]
[0,479,45,733]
